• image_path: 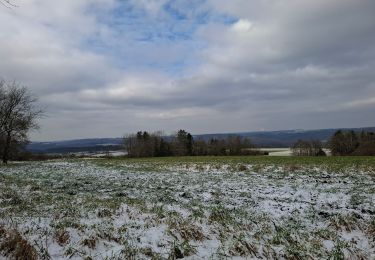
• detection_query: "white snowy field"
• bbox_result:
[258,148,331,156]
[258,148,293,156]
[0,158,375,259]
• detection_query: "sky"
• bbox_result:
[0,0,374,141]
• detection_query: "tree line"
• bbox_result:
[291,130,375,156]
[329,130,375,156]
[124,129,265,157]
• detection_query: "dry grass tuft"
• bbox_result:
[329,214,359,232]
[54,229,70,246]
[366,217,375,239]
[81,236,97,249]
[168,219,205,241]
[229,238,258,257]
[0,225,38,260]
[238,164,248,171]
[97,208,113,218]
[286,164,300,172]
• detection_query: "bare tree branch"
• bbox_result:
[0,0,18,8]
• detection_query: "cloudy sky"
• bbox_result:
[1,0,374,141]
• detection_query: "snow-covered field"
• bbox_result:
[258,148,332,156]
[1,159,375,259]
[258,148,293,156]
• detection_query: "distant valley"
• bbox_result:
[27,127,375,154]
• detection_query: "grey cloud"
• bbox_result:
[0,0,374,141]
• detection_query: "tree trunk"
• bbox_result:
[2,133,11,164]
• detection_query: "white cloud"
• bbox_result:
[232,19,253,32]
[129,0,169,15]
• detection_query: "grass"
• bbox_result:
[0,156,374,259]
[94,155,375,166]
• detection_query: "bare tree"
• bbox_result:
[0,81,43,164]
[291,139,326,156]
[329,130,359,156]
[0,0,17,8]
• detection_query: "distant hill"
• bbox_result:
[196,127,375,147]
[27,127,375,154]
[27,138,124,154]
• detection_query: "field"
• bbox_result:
[1,156,375,259]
